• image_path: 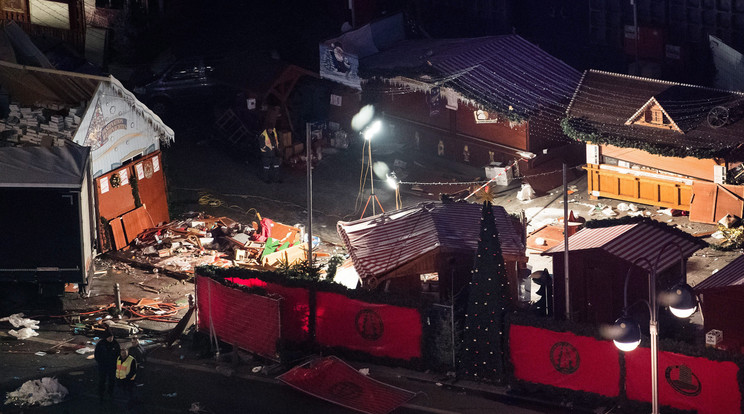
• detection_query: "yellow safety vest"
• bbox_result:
[261,128,279,152]
[116,355,136,380]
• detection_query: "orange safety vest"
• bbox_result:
[116,355,136,380]
[261,128,279,152]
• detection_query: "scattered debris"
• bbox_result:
[4,377,68,407]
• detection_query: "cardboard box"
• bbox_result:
[706,329,723,347]
[485,163,513,186]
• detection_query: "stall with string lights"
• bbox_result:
[564,69,744,223]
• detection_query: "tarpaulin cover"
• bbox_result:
[196,275,281,361]
[315,292,422,360]
[509,325,620,397]
[226,277,310,343]
[625,347,741,414]
[277,356,416,414]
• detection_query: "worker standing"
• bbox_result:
[259,126,282,183]
[115,348,138,405]
[94,328,120,401]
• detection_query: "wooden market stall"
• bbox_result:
[564,69,744,223]
[337,201,528,304]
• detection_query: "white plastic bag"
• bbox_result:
[4,377,68,406]
[1,313,40,329]
[517,184,536,201]
[9,327,39,339]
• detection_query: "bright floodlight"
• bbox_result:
[352,105,375,131]
[386,172,398,189]
[612,316,641,352]
[363,120,382,140]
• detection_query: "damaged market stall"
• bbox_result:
[336,201,527,303]
[0,143,95,295]
[0,59,174,253]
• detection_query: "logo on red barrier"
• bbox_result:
[665,365,701,396]
[355,309,384,341]
[550,342,580,374]
[329,381,364,400]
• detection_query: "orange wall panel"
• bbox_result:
[600,144,719,181]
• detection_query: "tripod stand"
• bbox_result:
[360,137,384,219]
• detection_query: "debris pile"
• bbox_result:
[117,213,309,276]
[4,377,68,407]
[712,214,744,250]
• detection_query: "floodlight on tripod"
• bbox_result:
[359,120,385,218]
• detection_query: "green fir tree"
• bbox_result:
[459,201,512,382]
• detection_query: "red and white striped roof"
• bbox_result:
[695,254,744,291]
[337,202,525,279]
[543,222,705,273]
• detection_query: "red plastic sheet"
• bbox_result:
[625,347,741,414]
[509,325,620,397]
[196,276,281,361]
[277,356,417,414]
[226,277,310,343]
[315,292,422,360]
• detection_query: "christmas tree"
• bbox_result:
[459,200,512,382]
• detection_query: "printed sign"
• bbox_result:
[100,176,109,194]
[119,169,129,186]
[135,163,144,180]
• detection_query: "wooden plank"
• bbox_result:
[110,218,127,250]
[121,206,155,244]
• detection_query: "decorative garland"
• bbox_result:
[561,117,731,160]
[196,265,431,309]
[130,175,142,208]
[362,70,527,124]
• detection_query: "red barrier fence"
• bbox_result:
[315,292,422,361]
[625,347,741,414]
[510,324,743,412]
[510,325,621,397]
[226,278,311,343]
[196,275,281,361]
[222,277,423,361]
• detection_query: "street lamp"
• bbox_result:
[612,241,698,414]
[386,171,400,210]
[360,119,384,218]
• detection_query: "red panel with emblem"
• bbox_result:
[509,325,621,397]
[625,347,741,414]
[277,356,417,414]
[314,292,422,360]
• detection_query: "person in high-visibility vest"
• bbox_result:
[115,348,138,401]
[260,127,282,183]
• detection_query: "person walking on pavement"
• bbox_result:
[115,347,138,404]
[259,126,282,183]
[94,328,120,401]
